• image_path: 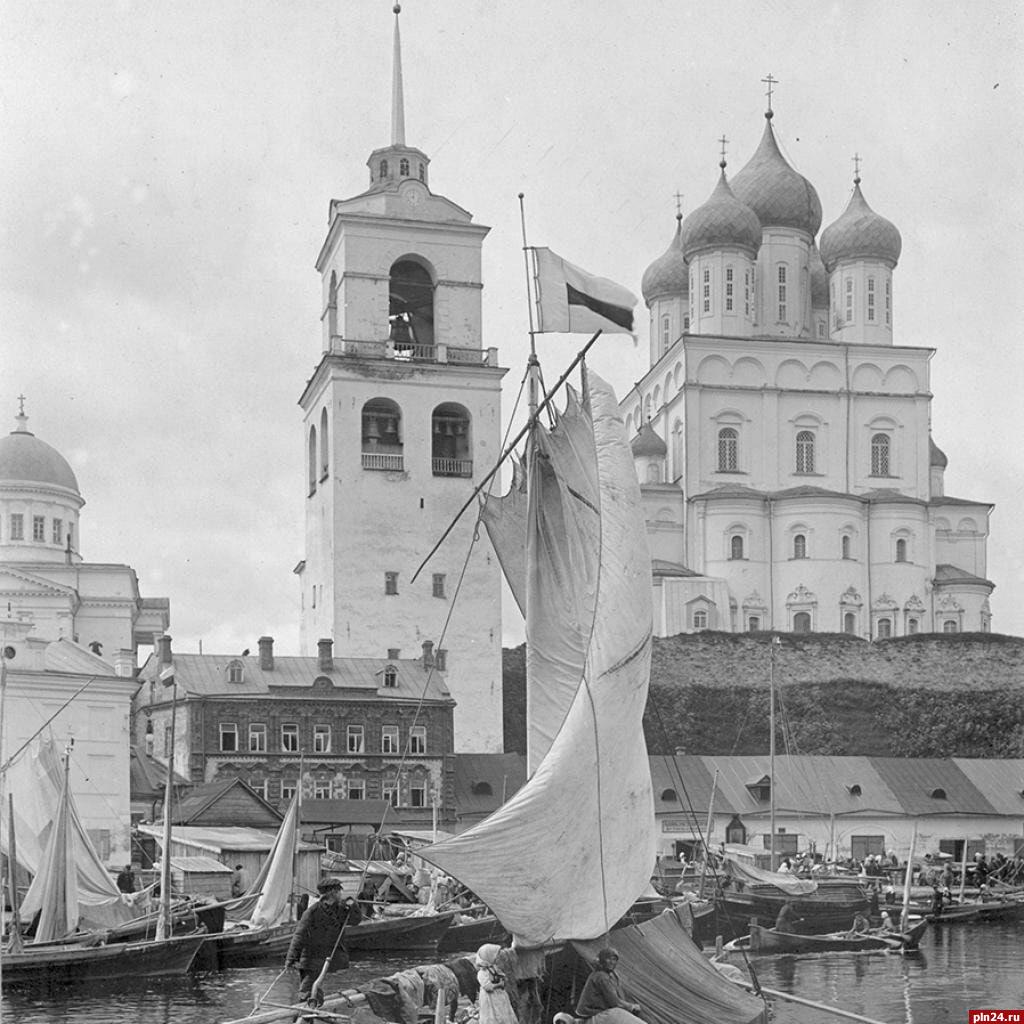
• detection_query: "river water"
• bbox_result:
[3,921,1022,1024]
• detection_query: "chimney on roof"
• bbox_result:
[317,637,334,673]
[114,650,135,678]
[258,635,274,671]
[422,640,434,669]
[157,635,172,666]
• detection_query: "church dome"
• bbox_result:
[641,216,688,304]
[681,169,762,260]
[731,115,822,236]
[930,437,948,469]
[819,180,902,272]
[631,422,667,458]
[809,243,829,308]
[0,413,80,493]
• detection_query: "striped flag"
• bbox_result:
[533,247,637,335]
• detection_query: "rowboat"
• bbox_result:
[731,918,928,956]
[436,912,508,954]
[341,909,454,953]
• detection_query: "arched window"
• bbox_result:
[845,277,854,324]
[227,660,244,684]
[660,788,678,803]
[844,612,856,634]
[895,538,907,563]
[793,611,811,633]
[744,269,751,317]
[777,264,788,321]
[320,408,329,481]
[432,403,472,477]
[907,618,919,635]
[747,616,760,632]
[793,534,807,559]
[725,266,734,312]
[661,315,670,351]
[389,259,434,349]
[418,162,425,181]
[361,398,404,471]
[943,619,959,634]
[795,430,815,474]
[885,278,892,325]
[693,609,708,630]
[718,427,738,471]
[730,535,744,560]
[871,433,890,476]
[841,534,852,559]
[702,266,711,313]
[399,157,410,176]
[308,425,317,495]
[327,271,338,338]
[866,276,876,322]
[877,618,892,639]
[379,158,389,178]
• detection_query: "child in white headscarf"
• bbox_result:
[475,944,517,1024]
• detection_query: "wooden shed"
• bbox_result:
[168,855,233,900]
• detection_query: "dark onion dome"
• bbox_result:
[0,414,80,493]
[681,169,761,260]
[641,215,688,304]
[731,115,822,236]
[631,422,667,458]
[930,436,948,469]
[809,243,829,308]
[820,180,902,272]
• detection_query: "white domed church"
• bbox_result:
[625,102,993,638]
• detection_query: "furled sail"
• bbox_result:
[482,387,602,774]
[424,368,655,947]
[248,791,300,927]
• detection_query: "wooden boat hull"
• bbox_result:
[703,891,867,941]
[1,932,206,988]
[743,918,927,955]
[194,921,296,970]
[342,911,454,953]
[437,914,508,954]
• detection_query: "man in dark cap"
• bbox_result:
[575,947,644,1023]
[285,878,363,1005]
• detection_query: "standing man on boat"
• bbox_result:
[230,863,250,897]
[574,947,644,1024]
[116,863,137,893]
[285,878,362,1005]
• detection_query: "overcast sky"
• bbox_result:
[2,1,1022,655]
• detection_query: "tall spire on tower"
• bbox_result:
[391,4,406,147]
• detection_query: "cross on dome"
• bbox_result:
[761,73,778,118]
[673,191,684,219]
[718,135,729,169]
[852,152,862,185]
[15,395,27,433]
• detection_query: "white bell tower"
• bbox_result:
[297,5,506,752]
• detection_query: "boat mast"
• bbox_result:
[518,193,541,421]
[156,659,177,942]
[769,635,780,871]
[7,793,23,952]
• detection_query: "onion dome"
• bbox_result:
[820,179,902,272]
[0,408,79,493]
[809,243,829,308]
[731,115,822,236]
[631,422,667,458]
[929,437,948,469]
[681,169,761,260]
[641,215,688,304]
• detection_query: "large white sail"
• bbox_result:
[424,368,655,948]
[248,791,300,927]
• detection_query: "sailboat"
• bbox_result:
[418,364,767,1024]
[1,740,205,988]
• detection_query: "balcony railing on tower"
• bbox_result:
[329,335,498,367]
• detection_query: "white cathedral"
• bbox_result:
[625,105,993,638]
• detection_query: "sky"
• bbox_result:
[1,0,1022,656]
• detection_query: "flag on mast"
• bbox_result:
[533,247,637,335]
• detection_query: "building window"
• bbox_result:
[747,616,760,632]
[845,277,854,324]
[381,725,399,754]
[793,534,807,559]
[249,723,267,753]
[795,431,815,474]
[684,315,690,332]
[347,779,365,800]
[32,515,45,542]
[866,276,876,322]
[250,779,268,800]
[693,609,708,630]
[308,425,317,495]
[432,574,446,598]
[744,269,751,316]
[851,835,886,861]
[877,618,892,639]
[702,267,711,313]
[432,403,472,476]
[410,781,427,807]
[347,725,365,754]
[841,535,852,559]
[725,266,734,311]
[409,726,426,754]
[379,159,389,178]
[281,781,297,800]
[313,724,332,754]
[718,427,738,472]
[281,724,299,752]
[908,618,919,635]
[793,611,811,633]
[313,781,331,800]
[418,162,425,181]
[730,535,744,560]
[777,265,787,321]
[52,518,63,545]
[383,782,399,806]
[10,514,23,540]
[895,538,908,563]
[661,315,670,351]
[219,723,238,752]
[385,572,398,595]
[320,408,329,480]
[362,397,404,471]
[399,157,409,176]
[844,612,856,635]
[870,433,891,476]
[382,664,398,688]
[885,279,892,325]
[943,619,959,634]
[227,660,244,684]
